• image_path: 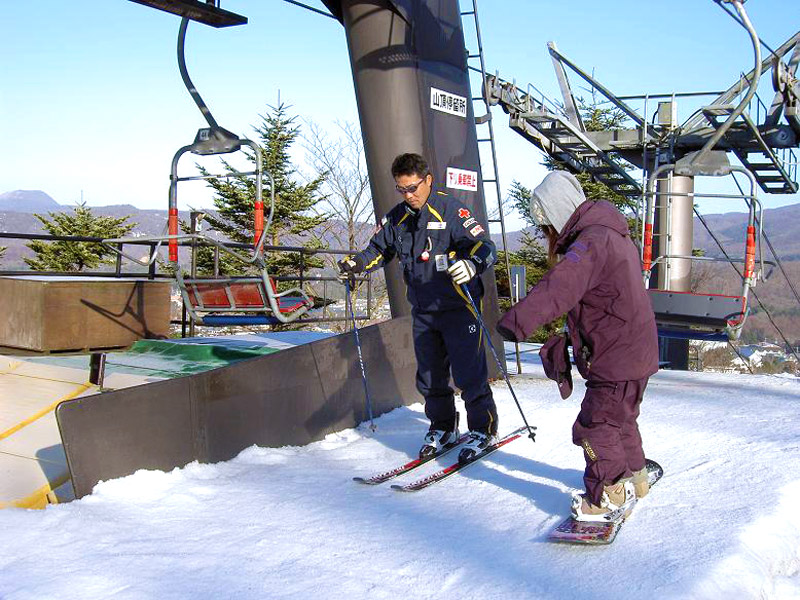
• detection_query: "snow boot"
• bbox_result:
[571,480,636,522]
[457,430,497,464]
[419,417,460,459]
[632,465,650,498]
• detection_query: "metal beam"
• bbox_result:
[547,41,651,134]
[547,42,584,131]
[127,0,247,27]
[682,31,800,132]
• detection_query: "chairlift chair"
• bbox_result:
[641,158,767,342]
[104,15,313,328]
[640,0,786,343]
[168,135,314,328]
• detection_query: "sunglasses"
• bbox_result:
[395,178,427,195]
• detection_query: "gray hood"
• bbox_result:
[531,171,586,234]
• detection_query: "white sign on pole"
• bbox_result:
[510,265,527,303]
[446,166,478,192]
[430,87,467,118]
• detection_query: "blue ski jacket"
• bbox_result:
[351,190,497,312]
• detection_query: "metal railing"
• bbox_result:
[0,231,376,337]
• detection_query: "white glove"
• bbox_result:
[447,259,477,285]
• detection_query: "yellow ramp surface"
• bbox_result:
[0,356,94,509]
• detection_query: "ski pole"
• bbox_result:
[454,264,536,443]
[345,278,376,432]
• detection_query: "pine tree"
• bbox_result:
[503,91,642,341]
[541,94,637,214]
[25,203,135,272]
[196,102,328,282]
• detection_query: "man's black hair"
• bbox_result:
[391,153,430,178]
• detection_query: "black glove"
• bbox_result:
[337,256,362,281]
[496,322,518,342]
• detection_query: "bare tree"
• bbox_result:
[304,119,373,258]
[303,120,390,329]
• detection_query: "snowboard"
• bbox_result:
[547,459,663,545]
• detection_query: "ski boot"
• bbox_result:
[631,465,650,498]
[419,415,459,459]
[457,430,497,464]
[571,480,636,522]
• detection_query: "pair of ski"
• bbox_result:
[354,426,531,492]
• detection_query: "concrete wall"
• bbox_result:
[57,316,421,498]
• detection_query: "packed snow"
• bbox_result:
[1,343,799,599]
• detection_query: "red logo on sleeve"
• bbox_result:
[458,208,471,219]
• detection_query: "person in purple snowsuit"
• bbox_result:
[495,170,659,521]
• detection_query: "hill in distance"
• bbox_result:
[0,190,61,213]
[494,202,800,260]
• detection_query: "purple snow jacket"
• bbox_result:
[498,200,659,383]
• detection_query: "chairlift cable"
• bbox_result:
[727,339,756,375]
[694,207,800,363]
[728,176,800,309]
[713,0,782,64]
[280,0,337,20]
[748,289,800,363]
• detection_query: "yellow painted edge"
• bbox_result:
[0,382,93,442]
[0,473,72,510]
[0,360,23,375]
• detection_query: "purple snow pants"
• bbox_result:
[572,377,649,505]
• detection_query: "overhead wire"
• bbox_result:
[280,0,337,19]
[693,207,800,364]
[727,340,757,375]
[728,175,800,308]
[713,0,782,63]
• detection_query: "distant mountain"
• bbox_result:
[3,191,798,268]
[693,202,800,261]
[1,195,798,341]
[492,202,800,260]
[0,190,61,213]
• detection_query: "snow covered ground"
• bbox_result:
[1,343,799,599]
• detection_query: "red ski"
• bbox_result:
[390,426,532,492]
[353,433,469,485]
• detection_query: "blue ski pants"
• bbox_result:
[411,306,497,434]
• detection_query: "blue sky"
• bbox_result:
[1,0,798,229]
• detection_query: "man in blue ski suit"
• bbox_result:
[339,153,499,462]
